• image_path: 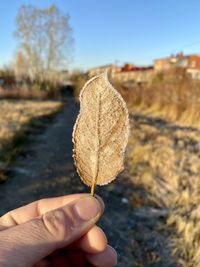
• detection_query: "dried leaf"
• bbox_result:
[72,72,129,193]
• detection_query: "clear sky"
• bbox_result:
[1,0,200,71]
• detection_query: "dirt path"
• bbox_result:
[0,98,81,212]
[0,98,179,267]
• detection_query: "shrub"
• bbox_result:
[115,69,200,128]
[70,71,88,98]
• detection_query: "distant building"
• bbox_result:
[88,63,153,83]
[177,54,200,79]
[121,63,135,72]
[113,68,154,83]
[154,53,200,80]
[121,63,153,72]
[154,52,184,72]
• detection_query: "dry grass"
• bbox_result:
[0,87,49,99]
[0,67,63,99]
[0,100,62,147]
[110,70,200,266]
[126,108,200,266]
[127,114,200,266]
[117,69,200,129]
[0,100,63,180]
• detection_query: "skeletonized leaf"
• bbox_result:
[72,71,129,190]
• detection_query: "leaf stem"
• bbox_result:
[91,182,96,196]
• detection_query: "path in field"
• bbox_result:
[0,98,179,267]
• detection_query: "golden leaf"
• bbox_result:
[72,72,129,195]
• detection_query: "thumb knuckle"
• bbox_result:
[42,209,71,241]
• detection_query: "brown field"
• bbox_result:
[119,70,200,129]
[0,100,62,149]
[119,72,200,266]
[0,100,63,179]
[0,87,49,99]
[128,113,200,266]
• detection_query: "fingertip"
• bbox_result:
[74,196,102,221]
[94,195,105,213]
[78,225,107,253]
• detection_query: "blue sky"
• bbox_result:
[1,0,200,70]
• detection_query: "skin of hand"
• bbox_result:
[0,194,117,267]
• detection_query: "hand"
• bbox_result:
[0,194,117,267]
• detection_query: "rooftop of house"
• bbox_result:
[155,53,200,63]
[87,53,200,74]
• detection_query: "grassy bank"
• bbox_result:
[118,71,200,129]
[120,73,200,266]
[0,100,63,180]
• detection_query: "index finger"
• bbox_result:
[0,193,88,229]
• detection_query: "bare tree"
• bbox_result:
[14,4,73,80]
[14,51,27,81]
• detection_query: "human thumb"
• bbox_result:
[0,196,103,267]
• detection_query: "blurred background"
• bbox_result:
[1,1,200,266]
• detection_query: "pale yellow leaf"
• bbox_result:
[72,71,129,189]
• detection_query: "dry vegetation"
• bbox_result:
[0,100,62,179]
[120,69,200,128]
[127,114,200,266]
[117,70,200,266]
[0,100,62,146]
[0,68,63,99]
[0,87,50,100]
